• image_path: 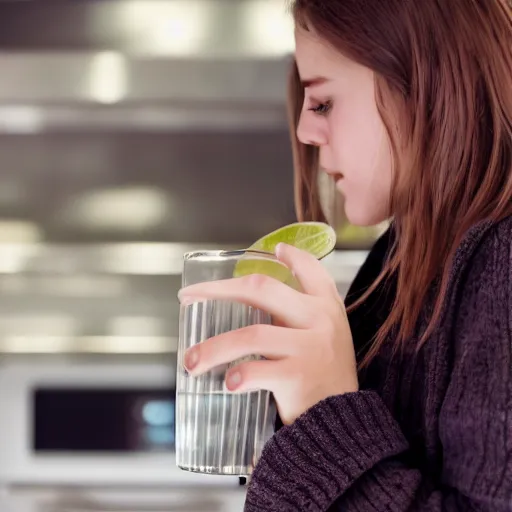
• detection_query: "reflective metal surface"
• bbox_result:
[0,132,296,245]
[0,0,299,248]
[0,0,294,57]
[0,0,293,132]
[0,242,366,355]
[0,55,289,106]
[0,0,382,249]
[0,0,375,359]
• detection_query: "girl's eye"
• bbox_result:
[308,101,332,115]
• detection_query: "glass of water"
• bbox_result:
[175,249,291,476]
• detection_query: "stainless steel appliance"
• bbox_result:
[0,0,384,250]
[0,358,248,511]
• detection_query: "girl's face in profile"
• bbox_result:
[295,28,394,227]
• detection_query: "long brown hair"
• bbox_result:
[289,0,512,366]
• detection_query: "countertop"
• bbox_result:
[0,485,248,512]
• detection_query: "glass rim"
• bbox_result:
[183,248,277,261]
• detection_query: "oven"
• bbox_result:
[0,357,242,486]
[0,358,246,511]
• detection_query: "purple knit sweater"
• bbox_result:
[244,217,512,511]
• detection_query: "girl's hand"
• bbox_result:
[178,243,358,425]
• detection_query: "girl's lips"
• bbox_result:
[321,167,344,184]
[322,168,343,179]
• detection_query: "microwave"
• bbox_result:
[0,357,239,489]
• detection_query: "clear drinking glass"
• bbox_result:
[175,249,291,476]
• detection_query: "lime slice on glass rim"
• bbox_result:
[233,221,337,286]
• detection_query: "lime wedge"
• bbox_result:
[232,222,336,286]
[248,221,336,259]
[233,257,295,284]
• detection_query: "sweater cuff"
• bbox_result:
[245,391,409,511]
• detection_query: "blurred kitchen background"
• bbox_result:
[0,1,384,511]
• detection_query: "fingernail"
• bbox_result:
[275,243,285,257]
[184,348,199,371]
[225,371,242,391]
[179,295,193,306]
[178,294,206,306]
[177,290,189,303]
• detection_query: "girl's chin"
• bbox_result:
[343,201,389,228]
